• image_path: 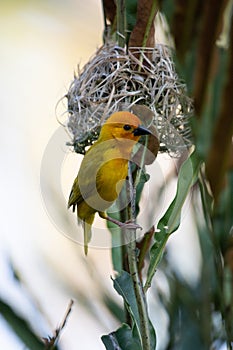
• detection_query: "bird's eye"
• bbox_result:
[123,124,131,131]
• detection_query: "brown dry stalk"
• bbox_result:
[205,17,233,202]
[128,0,157,49]
[136,226,155,281]
[102,0,116,24]
[43,300,74,349]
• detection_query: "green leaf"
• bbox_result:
[0,299,45,350]
[112,271,156,350]
[144,150,202,291]
[113,271,141,339]
[159,150,201,233]
[102,323,141,350]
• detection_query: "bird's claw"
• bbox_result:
[100,213,142,230]
[118,220,142,230]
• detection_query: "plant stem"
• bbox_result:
[126,162,151,350]
[141,0,157,48]
[116,0,126,47]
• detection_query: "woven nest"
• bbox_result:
[65,43,193,157]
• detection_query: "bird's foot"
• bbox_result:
[118,220,142,230]
[99,212,142,230]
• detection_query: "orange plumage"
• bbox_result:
[68,111,151,254]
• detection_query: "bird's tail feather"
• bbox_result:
[83,216,94,255]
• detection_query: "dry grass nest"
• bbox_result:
[64,43,193,157]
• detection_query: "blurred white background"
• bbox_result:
[0,1,112,349]
[0,1,201,349]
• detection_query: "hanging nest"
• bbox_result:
[65,43,193,157]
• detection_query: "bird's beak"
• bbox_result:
[133,125,151,136]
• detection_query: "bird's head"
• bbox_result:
[99,111,151,142]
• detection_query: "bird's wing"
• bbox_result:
[68,176,82,211]
[68,142,106,211]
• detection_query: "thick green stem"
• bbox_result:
[116,0,126,47]
[126,162,151,350]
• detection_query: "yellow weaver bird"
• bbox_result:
[68,111,151,254]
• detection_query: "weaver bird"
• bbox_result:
[68,111,151,254]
